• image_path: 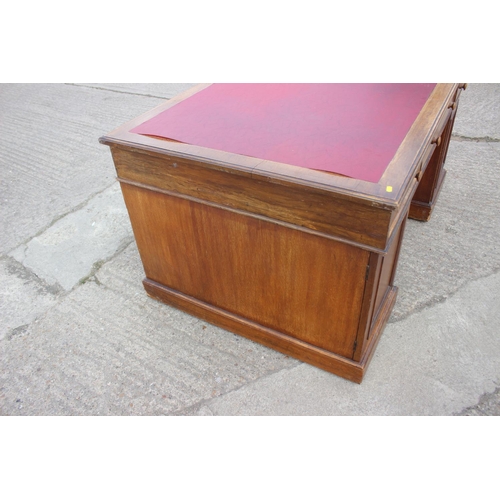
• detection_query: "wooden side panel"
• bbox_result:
[120,182,370,359]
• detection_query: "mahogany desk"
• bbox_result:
[100,83,465,383]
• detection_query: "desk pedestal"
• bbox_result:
[115,172,409,384]
[410,98,459,221]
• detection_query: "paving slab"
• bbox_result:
[9,183,133,291]
[0,83,164,254]
[453,83,500,140]
[199,271,500,416]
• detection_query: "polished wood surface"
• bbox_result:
[100,83,465,383]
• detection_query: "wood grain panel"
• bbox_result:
[120,182,370,359]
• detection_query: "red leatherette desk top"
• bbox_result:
[131,83,436,183]
[101,83,458,214]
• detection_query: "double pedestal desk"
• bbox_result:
[100,83,465,383]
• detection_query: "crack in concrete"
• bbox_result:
[454,384,500,416]
[5,324,30,341]
[76,237,134,290]
[1,254,64,296]
[6,181,117,255]
[5,178,134,295]
[167,362,301,416]
[390,267,500,324]
[451,134,500,143]
[0,237,135,344]
[64,83,169,100]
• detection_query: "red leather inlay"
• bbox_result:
[131,83,436,183]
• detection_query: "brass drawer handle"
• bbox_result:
[432,136,442,147]
[448,102,457,111]
[459,83,468,90]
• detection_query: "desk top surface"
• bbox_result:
[101,83,459,207]
[130,84,435,184]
